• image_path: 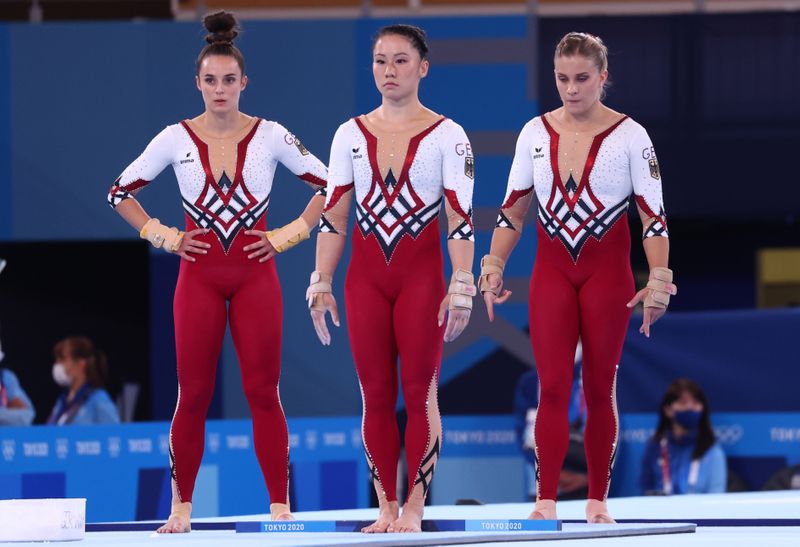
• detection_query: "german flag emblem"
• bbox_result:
[465,156,474,180]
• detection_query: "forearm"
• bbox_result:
[642,236,669,270]
[447,239,474,274]
[488,227,522,263]
[315,233,346,278]
[114,199,152,233]
[299,194,326,230]
[117,201,183,253]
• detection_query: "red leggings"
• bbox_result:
[529,218,634,501]
[169,216,288,505]
[345,222,445,502]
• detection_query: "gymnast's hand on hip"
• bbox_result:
[175,228,210,262]
[243,230,278,262]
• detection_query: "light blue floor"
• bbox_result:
[9,491,800,546]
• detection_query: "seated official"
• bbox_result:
[640,378,726,495]
[46,336,120,425]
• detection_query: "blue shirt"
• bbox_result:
[640,432,727,495]
[48,386,120,425]
[0,368,35,426]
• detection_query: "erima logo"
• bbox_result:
[535,147,542,153]
[352,147,363,160]
[533,146,545,160]
[180,152,194,164]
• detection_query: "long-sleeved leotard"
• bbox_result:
[108,117,327,507]
[499,114,667,501]
[321,116,474,503]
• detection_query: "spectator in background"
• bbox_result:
[0,332,35,426]
[45,336,119,425]
[762,464,800,491]
[640,378,726,495]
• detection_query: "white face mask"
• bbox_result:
[52,363,71,387]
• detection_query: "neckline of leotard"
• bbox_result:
[355,114,446,150]
[183,115,259,143]
[540,113,629,210]
[542,111,627,139]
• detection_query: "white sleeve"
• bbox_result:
[497,121,536,231]
[441,121,475,241]
[319,123,354,235]
[271,121,328,194]
[629,123,668,238]
[107,126,175,208]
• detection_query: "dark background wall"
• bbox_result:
[0,241,151,422]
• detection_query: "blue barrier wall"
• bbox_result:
[0,416,521,521]
[2,412,797,521]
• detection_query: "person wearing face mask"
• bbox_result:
[640,378,727,496]
[480,32,677,523]
[306,24,475,533]
[0,331,35,426]
[45,336,119,426]
[107,10,328,533]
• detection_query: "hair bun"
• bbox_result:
[203,11,239,45]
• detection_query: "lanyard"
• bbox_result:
[48,384,94,425]
[660,437,700,495]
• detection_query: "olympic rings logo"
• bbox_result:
[2,439,14,461]
[714,425,744,445]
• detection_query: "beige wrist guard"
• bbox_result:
[478,255,505,295]
[448,269,476,311]
[140,218,184,252]
[266,217,310,253]
[644,267,676,309]
[306,271,332,311]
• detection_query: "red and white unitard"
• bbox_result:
[499,114,667,501]
[108,117,327,506]
[321,116,474,502]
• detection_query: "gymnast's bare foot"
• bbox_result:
[270,503,294,521]
[362,500,399,533]
[586,498,616,523]
[156,501,192,533]
[528,498,557,520]
[388,500,424,533]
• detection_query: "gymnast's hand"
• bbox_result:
[481,273,512,322]
[438,295,470,343]
[175,228,211,262]
[243,230,278,262]
[626,282,677,338]
[309,293,340,346]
